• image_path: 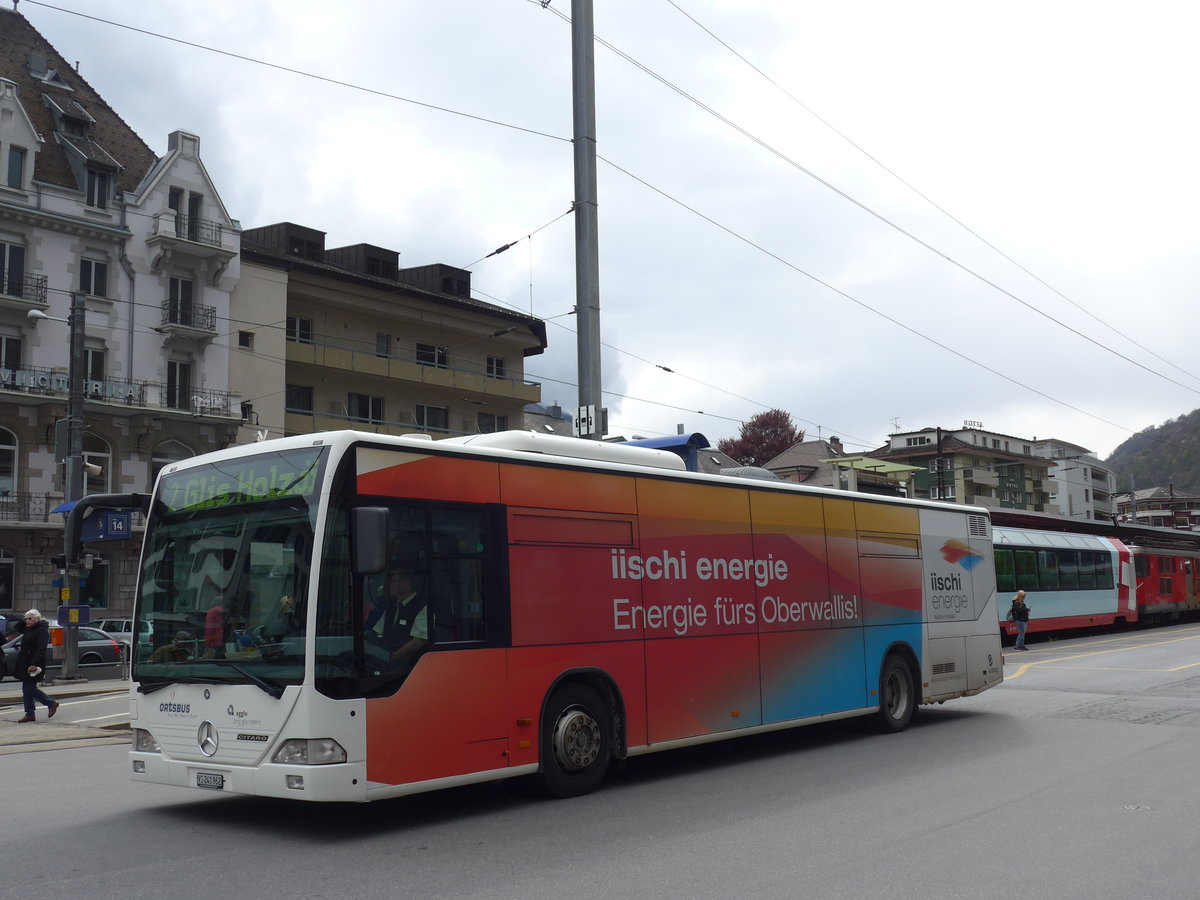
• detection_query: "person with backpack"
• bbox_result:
[1009,590,1031,651]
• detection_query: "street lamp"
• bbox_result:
[28,293,87,681]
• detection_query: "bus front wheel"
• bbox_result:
[872,654,916,733]
[538,683,611,798]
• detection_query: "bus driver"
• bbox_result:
[365,562,433,668]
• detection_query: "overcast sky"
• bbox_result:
[20,0,1200,458]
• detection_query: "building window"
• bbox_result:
[929,458,952,472]
[286,316,313,343]
[930,485,956,500]
[79,258,108,297]
[6,147,25,189]
[416,343,448,368]
[238,331,254,349]
[150,440,193,487]
[905,436,930,447]
[0,241,24,298]
[285,384,313,413]
[348,393,383,424]
[167,277,193,324]
[415,403,449,432]
[165,360,191,410]
[85,348,105,397]
[0,425,16,494]
[85,168,109,209]
[991,439,1001,449]
[0,336,21,371]
[486,356,506,379]
[83,433,111,495]
[376,333,391,358]
[477,412,507,433]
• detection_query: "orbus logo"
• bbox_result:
[940,539,984,571]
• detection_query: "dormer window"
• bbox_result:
[28,54,72,90]
[85,168,110,209]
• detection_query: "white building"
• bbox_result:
[1032,438,1116,520]
[0,10,243,615]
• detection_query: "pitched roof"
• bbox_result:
[763,439,845,486]
[0,8,158,193]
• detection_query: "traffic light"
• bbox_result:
[50,554,67,570]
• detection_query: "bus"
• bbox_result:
[70,430,1003,802]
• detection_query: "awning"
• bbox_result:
[821,456,922,474]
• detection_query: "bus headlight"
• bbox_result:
[272,738,347,765]
[133,728,160,753]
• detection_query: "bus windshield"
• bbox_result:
[134,447,326,693]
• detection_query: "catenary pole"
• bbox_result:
[572,0,602,438]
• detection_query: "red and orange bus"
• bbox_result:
[75,430,1002,801]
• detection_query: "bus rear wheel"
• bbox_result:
[538,683,611,798]
[872,654,916,733]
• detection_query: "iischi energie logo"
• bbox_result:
[940,539,984,571]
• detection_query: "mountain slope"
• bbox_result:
[1105,409,1200,494]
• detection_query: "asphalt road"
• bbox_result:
[4,625,1200,900]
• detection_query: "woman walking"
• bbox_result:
[14,608,59,722]
[1010,591,1032,651]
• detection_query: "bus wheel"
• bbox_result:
[872,654,916,733]
[539,683,611,798]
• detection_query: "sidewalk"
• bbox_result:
[0,676,130,754]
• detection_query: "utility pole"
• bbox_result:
[572,0,603,439]
[30,293,88,681]
[63,291,87,679]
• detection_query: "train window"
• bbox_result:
[1059,551,1079,589]
[1094,554,1113,590]
[1134,555,1149,578]
[1158,556,1175,574]
[1037,550,1060,590]
[995,547,1016,592]
[1077,553,1096,590]
[1160,576,1173,595]
[1014,549,1038,592]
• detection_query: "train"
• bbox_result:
[990,509,1200,641]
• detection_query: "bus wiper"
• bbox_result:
[138,676,232,695]
[207,660,286,699]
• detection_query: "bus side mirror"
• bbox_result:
[351,507,388,575]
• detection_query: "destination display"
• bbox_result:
[158,447,326,512]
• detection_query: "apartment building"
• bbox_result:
[1032,437,1116,520]
[871,423,1058,512]
[0,9,243,615]
[238,222,546,440]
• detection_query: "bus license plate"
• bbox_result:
[196,772,225,790]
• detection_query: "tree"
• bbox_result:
[717,409,803,468]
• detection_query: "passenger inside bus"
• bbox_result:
[150,630,193,663]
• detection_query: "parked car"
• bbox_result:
[92,617,152,653]
[1,626,122,680]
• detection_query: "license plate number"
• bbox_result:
[196,772,225,790]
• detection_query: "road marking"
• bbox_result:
[1005,631,1200,681]
[74,713,129,724]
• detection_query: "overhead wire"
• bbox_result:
[662,0,1200,388]
[25,0,1163,446]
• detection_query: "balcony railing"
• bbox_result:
[286,335,541,397]
[163,386,236,416]
[0,492,149,526]
[174,215,224,247]
[161,300,217,331]
[0,271,48,304]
